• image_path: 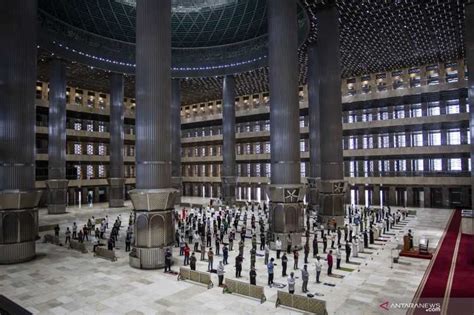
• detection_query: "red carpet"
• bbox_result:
[449,233,474,298]
[399,249,433,260]
[419,209,462,298]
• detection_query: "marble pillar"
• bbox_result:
[171,79,182,204]
[221,75,237,205]
[0,0,41,264]
[268,0,305,248]
[372,185,381,207]
[130,0,178,270]
[388,187,397,206]
[108,73,125,208]
[316,5,346,226]
[358,185,366,206]
[466,2,474,208]
[406,187,414,207]
[307,43,321,215]
[46,59,69,214]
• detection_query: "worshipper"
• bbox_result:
[336,245,342,269]
[322,234,328,253]
[94,227,100,239]
[337,227,342,245]
[260,231,266,250]
[92,235,100,252]
[304,241,310,264]
[250,248,256,269]
[215,235,221,256]
[288,272,296,294]
[238,240,245,257]
[190,252,197,271]
[301,264,309,293]
[184,243,190,266]
[286,235,292,253]
[200,241,206,261]
[107,237,114,250]
[364,230,369,248]
[408,229,414,249]
[54,224,60,237]
[275,237,282,259]
[164,248,172,272]
[125,233,131,252]
[78,230,84,243]
[235,254,243,278]
[83,225,89,241]
[267,258,275,287]
[252,234,257,251]
[223,244,229,265]
[264,243,270,265]
[345,242,351,263]
[293,247,299,270]
[313,234,319,257]
[194,232,200,252]
[207,248,214,271]
[327,250,333,275]
[72,222,77,239]
[281,253,288,277]
[65,227,71,244]
[217,261,225,287]
[229,231,234,251]
[330,232,336,249]
[344,224,348,242]
[315,256,322,283]
[369,227,374,244]
[250,267,257,285]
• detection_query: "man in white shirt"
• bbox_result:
[275,237,282,259]
[336,245,342,269]
[315,256,322,283]
[287,272,296,294]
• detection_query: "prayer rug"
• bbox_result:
[346,261,361,265]
[339,267,355,272]
[328,274,344,279]
[323,283,336,287]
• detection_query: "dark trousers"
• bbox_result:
[346,253,350,263]
[72,232,77,239]
[316,271,321,283]
[328,265,332,275]
[125,242,130,252]
[282,263,287,276]
[304,253,308,263]
[65,236,70,244]
[337,258,341,269]
[268,273,274,285]
[164,261,171,272]
[302,280,308,292]
[250,277,256,285]
[277,250,281,259]
[218,275,223,286]
[236,265,242,277]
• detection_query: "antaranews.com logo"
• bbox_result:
[379,301,441,312]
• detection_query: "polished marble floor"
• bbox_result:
[0,198,453,315]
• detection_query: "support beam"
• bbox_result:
[108,73,125,208]
[0,0,41,264]
[221,75,237,205]
[171,79,182,204]
[316,5,346,227]
[130,0,177,270]
[466,2,474,208]
[267,0,305,249]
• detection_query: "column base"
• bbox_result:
[221,176,237,206]
[171,177,182,205]
[0,190,41,264]
[307,177,320,215]
[46,179,69,214]
[318,180,347,227]
[128,189,178,269]
[108,178,125,208]
[267,184,306,248]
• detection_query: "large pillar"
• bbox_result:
[307,43,321,215]
[466,2,474,208]
[171,79,182,205]
[316,5,346,226]
[46,59,69,214]
[0,0,41,264]
[129,0,177,270]
[221,75,237,205]
[108,73,125,207]
[267,0,305,249]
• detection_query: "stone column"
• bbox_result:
[307,43,321,215]
[0,0,41,264]
[388,186,397,206]
[46,59,69,214]
[423,187,432,208]
[358,185,366,206]
[372,185,381,206]
[316,5,346,227]
[108,73,125,207]
[466,2,474,208]
[129,0,178,270]
[406,187,414,207]
[171,79,182,204]
[441,187,450,208]
[267,0,305,249]
[221,75,237,205]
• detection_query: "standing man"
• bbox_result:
[250,248,256,269]
[207,247,214,271]
[288,272,296,294]
[267,258,275,287]
[336,245,342,269]
[293,248,299,270]
[235,254,243,278]
[164,248,172,273]
[327,250,333,275]
[223,244,229,265]
[249,267,257,285]
[313,234,318,258]
[315,256,322,283]
[286,235,292,254]
[281,252,288,277]
[345,242,351,263]
[200,241,206,261]
[65,227,71,244]
[217,261,225,287]
[190,252,197,270]
[301,264,309,293]
[264,243,270,265]
[275,237,282,259]
[304,241,310,264]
